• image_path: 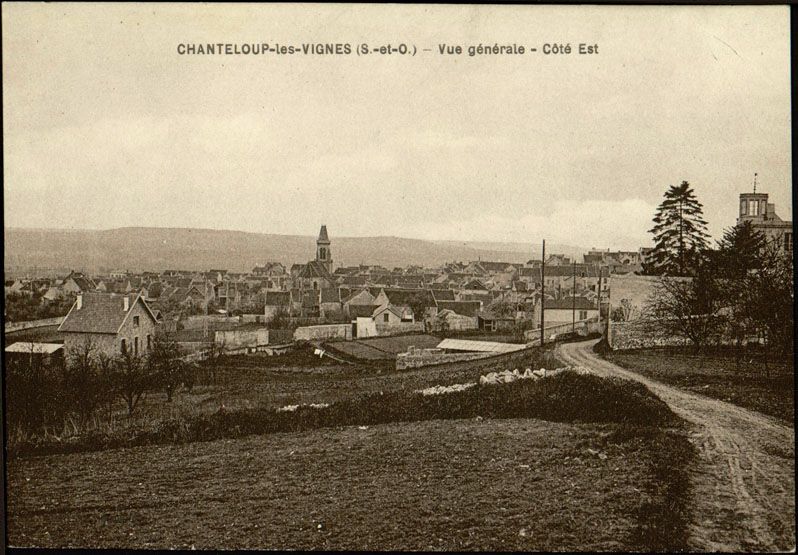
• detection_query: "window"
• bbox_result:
[785,232,793,253]
[134,337,139,356]
[384,313,390,323]
[120,339,127,354]
[579,310,588,320]
[147,334,152,350]
[749,200,759,216]
[740,199,747,216]
[133,315,140,327]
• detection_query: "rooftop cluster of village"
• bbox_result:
[5,187,791,361]
[5,224,652,333]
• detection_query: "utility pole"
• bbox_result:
[203,278,209,340]
[540,239,545,346]
[572,260,576,332]
[596,265,603,328]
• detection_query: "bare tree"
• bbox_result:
[64,339,112,425]
[112,349,153,416]
[644,269,725,350]
[147,332,185,402]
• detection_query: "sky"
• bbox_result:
[3,4,792,250]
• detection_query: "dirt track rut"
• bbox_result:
[556,339,795,552]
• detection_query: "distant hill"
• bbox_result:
[4,227,588,275]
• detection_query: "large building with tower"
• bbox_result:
[737,179,792,254]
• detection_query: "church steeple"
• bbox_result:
[316,225,332,274]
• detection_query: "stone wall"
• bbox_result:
[608,320,691,350]
[215,328,269,350]
[4,316,65,334]
[182,315,241,330]
[375,322,425,336]
[396,350,491,370]
[294,323,352,342]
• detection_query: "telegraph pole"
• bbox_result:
[540,239,545,346]
[596,265,603,328]
[572,260,576,332]
[203,278,209,340]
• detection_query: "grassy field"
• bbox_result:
[134,345,555,416]
[6,344,557,455]
[327,334,443,361]
[603,347,794,423]
[6,418,691,551]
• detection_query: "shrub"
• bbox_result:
[8,370,677,458]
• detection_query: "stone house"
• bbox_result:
[57,292,159,358]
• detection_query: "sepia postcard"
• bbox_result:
[2,3,794,552]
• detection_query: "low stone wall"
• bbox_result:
[396,351,490,370]
[215,328,269,349]
[294,324,352,342]
[182,315,240,330]
[376,322,425,336]
[4,316,65,334]
[241,314,268,324]
[609,320,691,350]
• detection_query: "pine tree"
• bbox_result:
[645,181,710,276]
[716,220,766,278]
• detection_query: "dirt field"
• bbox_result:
[604,348,793,423]
[6,418,675,550]
[558,340,796,552]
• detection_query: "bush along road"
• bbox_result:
[556,339,795,552]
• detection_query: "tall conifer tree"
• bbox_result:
[645,181,710,276]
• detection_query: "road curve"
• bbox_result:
[556,339,795,552]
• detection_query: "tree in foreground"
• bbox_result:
[644,260,725,350]
[112,349,154,416]
[147,332,185,402]
[645,181,710,276]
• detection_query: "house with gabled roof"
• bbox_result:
[61,271,96,295]
[58,292,159,357]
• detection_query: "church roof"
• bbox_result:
[298,260,332,280]
[318,225,329,242]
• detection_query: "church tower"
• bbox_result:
[316,225,332,274]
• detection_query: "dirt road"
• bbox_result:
[556,339,795,552]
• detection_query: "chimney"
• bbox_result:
[76,293,83,310]
[123,296,130,311]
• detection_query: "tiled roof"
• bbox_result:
[265,291,291,306]
[320,288,341,303]
[462,279,488,290]
[349,304,377,319]
[298,261,332,280]
[435,301,481,318]
[318,225,329,242]
[381,288,436,308]
[431,289,456,302]
[58,293,157,334]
